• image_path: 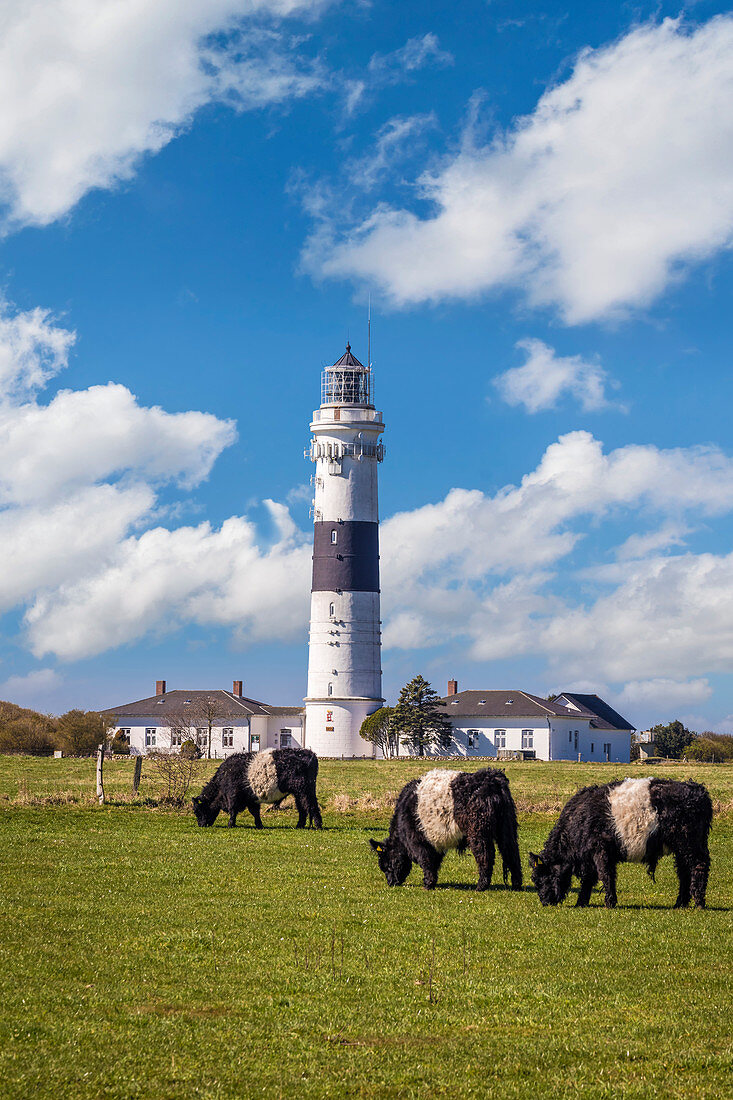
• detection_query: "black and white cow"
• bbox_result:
[370,767,522,891]
[192,747,322,829]
[529,777,712,908]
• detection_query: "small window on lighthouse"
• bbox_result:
[328,682,333,697]
[329,602,335,617]
[331,529,338,544]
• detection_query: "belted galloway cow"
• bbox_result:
[529,777,712,908]
[370,767,522,891]
[192,747,322,829]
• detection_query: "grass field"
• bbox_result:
[1,757,732,1099]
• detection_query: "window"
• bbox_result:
[250,734,260,752]
[590,742,595,754]
[118,729,131,743]
[331,529,338,544]
[170,730,182,747]
[280,730,292,748]
[521,730,533,750]
[603,742,611,758]
[495,729,506,749]
[222,728,234,748]
[467,729,479,749]
[328,682,333,697]
[145,728,156,748]
[329,602,335,617]
[569,731,573,743]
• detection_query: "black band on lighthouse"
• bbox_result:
[312,521,380,592]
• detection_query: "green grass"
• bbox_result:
[1,759,732,1099]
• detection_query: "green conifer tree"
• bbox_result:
[389,675,453,757]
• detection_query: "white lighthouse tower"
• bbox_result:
[304,345,385,756]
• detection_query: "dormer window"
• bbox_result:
[506,699,514,705]
[478,700,486,705]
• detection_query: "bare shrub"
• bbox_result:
[147,751,204,807]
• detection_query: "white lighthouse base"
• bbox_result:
[304,696,384,757]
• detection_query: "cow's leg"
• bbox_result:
[251,802,264,829]
[307,785,323,829]
[495,813,523,891]
[576,865,598,907]
[690,849,710,909]
[415,848,443,890]
[594,850,617,908]
[467,832,495,891]
[293,789,308,829]
[227,808,238,828]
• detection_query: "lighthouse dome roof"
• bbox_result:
[332,343,364,368]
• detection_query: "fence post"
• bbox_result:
[96,744,105,805]
[132,755,142,795]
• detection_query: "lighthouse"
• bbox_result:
[304,345,385,756]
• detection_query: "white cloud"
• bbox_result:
[0,304,76,399]
[0,383,236,505]
[0,0,330,229]
[367,33,453,79]
[26,506,311,661]
[0,667,61,706]
[309,16,733,323]
[495,338,616,413]
[0,300,237,615]
[616,678,713,709]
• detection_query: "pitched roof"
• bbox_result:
[332,344,364,368]
[440,689,572,719]
[554,693,635,732]
[103,689,301,721]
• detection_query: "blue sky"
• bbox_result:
[1,0,733,732]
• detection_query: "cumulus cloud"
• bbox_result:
[0,300,237,614]
[0,667,61,706]
[616,678,713,709]
[309,16,733,323]
[0,383,236,505]
[0,305,76,399]
[494,338,617,413]
[0,0,331,229]
[26,506,311,661]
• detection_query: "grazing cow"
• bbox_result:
[192,747,322,829]
[529,777,712,909]
[369,767,522,891]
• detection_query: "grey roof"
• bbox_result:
[441,688,634,731]
[554,693,635,732]
[103,689,301,721]
[441,690,572,719]
[332,344,365,368]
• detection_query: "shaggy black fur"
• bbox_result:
[192,748,322,829]
[529,778,713,908]
[369,768,522,891]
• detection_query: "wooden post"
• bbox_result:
[96,744,105,805]
[132,755,142,795]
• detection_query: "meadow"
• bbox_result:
[1,757,731,1099]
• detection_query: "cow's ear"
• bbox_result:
[369,839,383,853]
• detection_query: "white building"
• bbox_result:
[436,683,634,763]
[105,680,303,757]
[304,345,385,756]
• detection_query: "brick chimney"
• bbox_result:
[233,680,243,697]
[156,680,166,696]
[447,679,458,696]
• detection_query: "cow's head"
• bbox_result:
[528,851,570,906]
[369,837,411,887]
[191,795,218,827]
